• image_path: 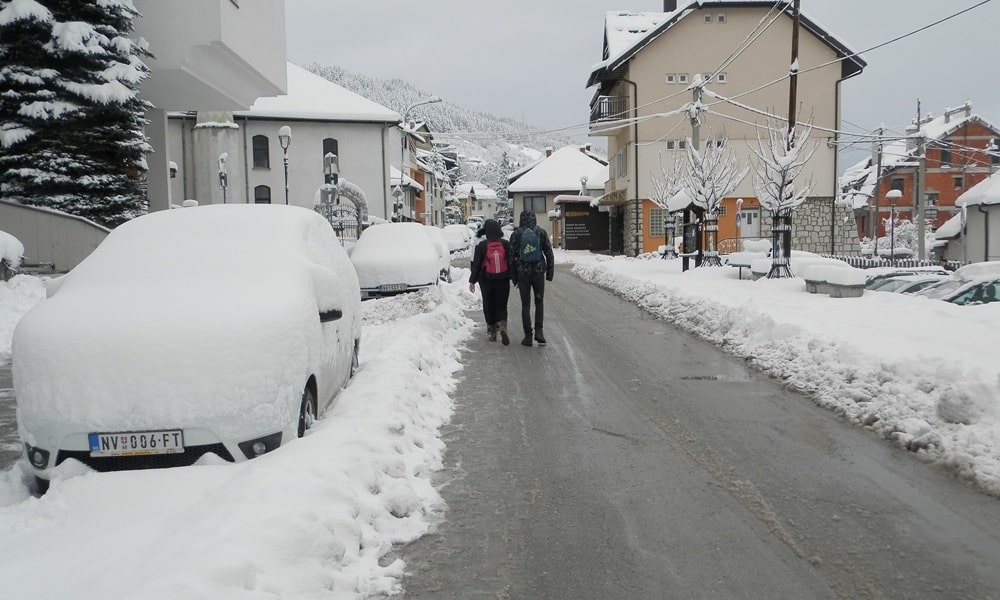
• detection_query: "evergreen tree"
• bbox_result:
[0,0,151,227]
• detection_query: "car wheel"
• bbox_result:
[349,339,360,379]
[297,385,317,438]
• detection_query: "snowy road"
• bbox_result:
[395,265,1000,599]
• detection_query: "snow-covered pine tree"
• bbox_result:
[0,0,151,227]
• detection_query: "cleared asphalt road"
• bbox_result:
[394,264,1000,599]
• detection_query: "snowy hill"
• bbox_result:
[304,63,597,185]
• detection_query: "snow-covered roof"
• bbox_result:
[389,166,423,192]
[934,212,963,240]
[588,1,865,88]
[454,181,497,201]
[236,63,400,123]
[507,146,609,194]
[838,103,1000,209]
[957,171,1000,208]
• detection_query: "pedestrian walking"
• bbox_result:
[468,218,514,345]
[509,209,554,346]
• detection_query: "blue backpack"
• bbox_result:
[518,226,542,264]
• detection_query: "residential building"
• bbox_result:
[587,0,865,256]
[507,146,609,246]
[134,0,288,213]
[167,63,401,226]
[455,182,499,222]
[935,171,1000,263]
[840,102,1000,245]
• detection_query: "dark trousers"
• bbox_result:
[480,278,510,326]
[517,270,545,334]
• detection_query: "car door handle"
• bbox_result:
[319,309,343,323]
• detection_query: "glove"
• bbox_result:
[468,282,475,293]
[546,271,554,282]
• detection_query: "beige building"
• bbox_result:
[587,0,865,256]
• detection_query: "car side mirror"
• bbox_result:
[319,308,343,323]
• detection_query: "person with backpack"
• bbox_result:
[468,218,514,345]
[509,209,555,346]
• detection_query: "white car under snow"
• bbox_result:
[14,204,362,492]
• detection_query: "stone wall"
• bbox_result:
[760,197,860,255]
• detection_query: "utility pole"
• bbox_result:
[915,99,927,260]
[786,0,801,150]
[872,127,884,250]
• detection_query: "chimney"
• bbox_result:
[664,1,677,11]
[545,147,553,157]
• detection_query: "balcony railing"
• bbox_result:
[590,95,629,128]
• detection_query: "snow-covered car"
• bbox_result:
[867,274,948,294]
[350,222,442,299]
[423,225,452,283]
[442,224,473,253]
[14,204,362,493]
[937,277,1000,305]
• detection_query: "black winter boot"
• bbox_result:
[488,323,497,342]
[499,320,510,346]
[534,327,547,346]
[521,330,533,346]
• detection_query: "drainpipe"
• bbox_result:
[624,77,640,256]
[382,123,389,222]
[977,204,993,262]
[241,116,250,203]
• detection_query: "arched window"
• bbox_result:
[322,138,339,162]
[252,135,270,169]
[254,185,271,204]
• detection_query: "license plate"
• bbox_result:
[379,283,407,292]
[88,430,185,457]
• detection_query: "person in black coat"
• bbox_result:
[508,209,555,346]
[468,219,515,345]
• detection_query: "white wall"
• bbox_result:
[168,115,396,220]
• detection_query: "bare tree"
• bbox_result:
[749,117,818,277]
[680,137,748,266]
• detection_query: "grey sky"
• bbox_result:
[285,0,998,157]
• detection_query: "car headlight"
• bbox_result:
[237,432,283,459]
[24,443,50,469]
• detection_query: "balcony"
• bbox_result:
[589,95,629,135]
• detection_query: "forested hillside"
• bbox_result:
[305,63,596,183]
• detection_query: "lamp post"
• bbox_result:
[887,189,901,266]
[399,96,442,221]
[218,153,228,204]
[278,125,292,205]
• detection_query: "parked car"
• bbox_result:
[867,274,948,294]
[350,222,442,299]
[14,204,362,493]
[863,266,949,289]
[442,224,473,253]
[422,225,452,283]
[934,277,1000,306]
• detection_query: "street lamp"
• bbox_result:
[887,188,901,266]
[278,125,292,205]
[218,153,228,204]
[399,96,442,221]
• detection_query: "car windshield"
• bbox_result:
[916,278,967,299]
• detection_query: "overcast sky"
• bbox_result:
[285,0,998,158]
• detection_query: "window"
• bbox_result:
[954,176,964,189]
[252,135,270,169]
[926,191,939,206]
[253,185,271,204]
[665,73,676,84]
[650,207,667,236]
[322,137,339,161]
[717,72,727,83]
[717,13,727,23]
[678,73,689,84]
[890,177,904,192]
[991,139,999,165]
[939,147,951,167]
[666,140,676,150]
[703,14,712,23]
[524,196,546,212]
[717,204,728,215]
[678,139,687,150]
